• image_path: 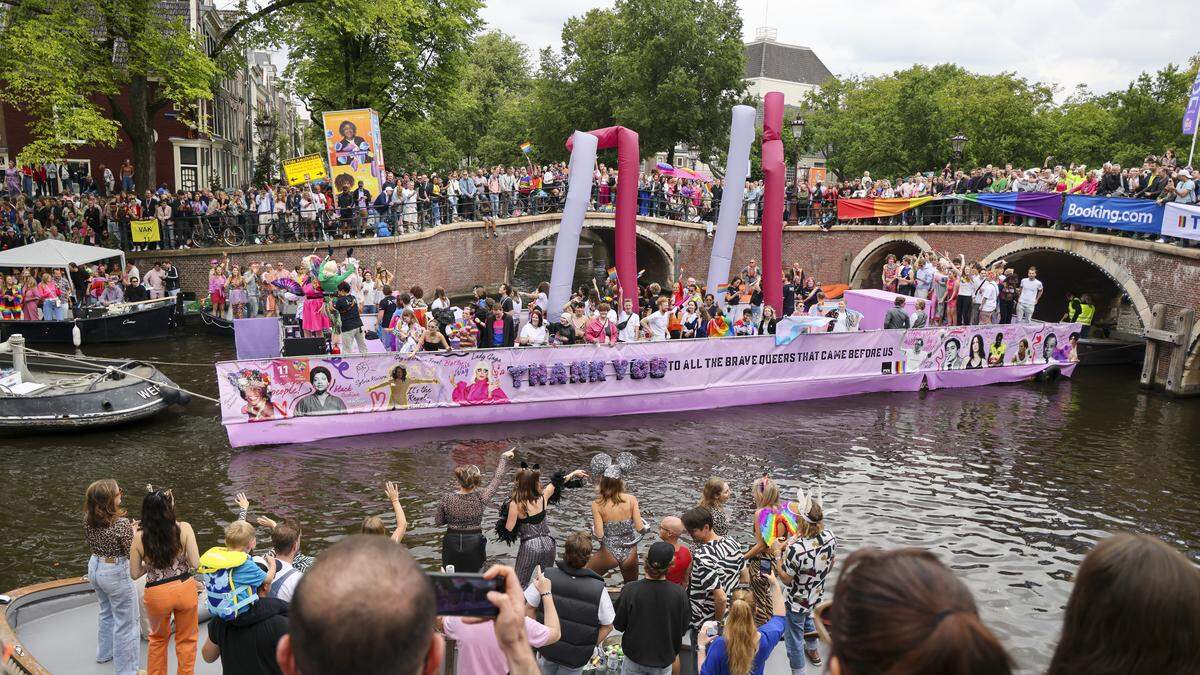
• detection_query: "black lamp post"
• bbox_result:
[791,117,806,184]
[950,132,968,168]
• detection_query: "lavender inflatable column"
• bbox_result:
[706,105,756,307]
[546,131,599,316]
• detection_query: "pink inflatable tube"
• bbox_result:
[761,92,785,314]
[567,126,640,312]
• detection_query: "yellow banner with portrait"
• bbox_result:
[282,154,328,186]
[130,219,160,243]
[322,108,385,199]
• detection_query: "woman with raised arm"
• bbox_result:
[435,448,514,572]
[130,486,200,675]
[360,481,408,542]
[585,453,645,583]
[496,460,588,587]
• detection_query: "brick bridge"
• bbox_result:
[159,212,1200,394]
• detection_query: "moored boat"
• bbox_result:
[0,334,189,431]
[195,309,235,336]
[0,297,175,345]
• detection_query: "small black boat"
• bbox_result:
[0,298,175,345]
[0,335,189,430]
[196,309,234,336]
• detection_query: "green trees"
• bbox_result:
[0,0,219,190]
[800,58,1199,178]
[526,0,747,165]
[279,0,481,170]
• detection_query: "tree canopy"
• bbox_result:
[800,58,1200,179]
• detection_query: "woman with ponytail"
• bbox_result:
[745,476,800,626]
[496,460,588,587]
[130,486,200,675]
[827,548,1012,675]
[697,573,787,675]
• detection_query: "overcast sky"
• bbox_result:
[480,0,1198,97]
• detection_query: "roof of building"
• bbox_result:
[744,39,834,86]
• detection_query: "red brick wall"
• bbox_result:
[2,85,193,189]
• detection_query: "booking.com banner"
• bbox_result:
[1060,195,1164,234]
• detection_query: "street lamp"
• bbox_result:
[790,117,806,144]
[950,132,968,167]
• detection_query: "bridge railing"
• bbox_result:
[96,190,1180,251]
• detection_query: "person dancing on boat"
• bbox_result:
[367,363,440,410]
[434,447,514,572]
[495,461,588,587]
[585,452,646,583]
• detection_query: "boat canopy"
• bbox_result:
[0,239,125,274]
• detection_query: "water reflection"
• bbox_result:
[1,331,1198,673]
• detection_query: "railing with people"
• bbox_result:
[101,189,1186,251]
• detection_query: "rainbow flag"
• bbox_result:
[708,315,730,337]
[837,197,933,220]
[955,192,1062,220]
[519,141,532,155]
[606,266,618,282]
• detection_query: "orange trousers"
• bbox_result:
[143,577,198,675]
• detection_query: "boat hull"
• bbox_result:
[0,302,174,344]
[195,310,234,336]
[0,357,185,431]
[216,323,1083,449]
[226,363,1073,448]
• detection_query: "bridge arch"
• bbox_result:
[981,238,1152,333]
[511,219,674,292]
[847,233,935,289]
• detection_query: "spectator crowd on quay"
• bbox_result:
[2,239,1092,349]
[0,148,1192,255]
[79,455,1200,675]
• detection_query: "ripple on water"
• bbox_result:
[0,341,1197,673]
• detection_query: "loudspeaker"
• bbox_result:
[281,336,329,357]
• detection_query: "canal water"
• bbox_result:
[2,331,1198,673]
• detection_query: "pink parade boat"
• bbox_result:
[215,315,1081,448]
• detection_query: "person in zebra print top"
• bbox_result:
[681,506,746,636]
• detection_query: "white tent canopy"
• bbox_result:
[0,240,125,273]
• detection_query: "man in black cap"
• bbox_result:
[613,541,690,674]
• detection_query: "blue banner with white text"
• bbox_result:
[1060,195,1164,235]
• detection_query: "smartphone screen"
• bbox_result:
[428,572,503,617]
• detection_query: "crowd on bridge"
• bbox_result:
[0,146,1190,255]
[78,451,1199,675]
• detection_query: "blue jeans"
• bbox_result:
[121,176,134,192]
[42,298,65,321]
[489,193,499,215]
[89,555,140,674]
[783,607,817,671]
[431,201,441,225]
[539,657,584,675]
[621,659,671,674]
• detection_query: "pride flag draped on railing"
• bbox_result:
[954,192,1062,220]
[838,192,1062,221]
[838,197,934,220]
